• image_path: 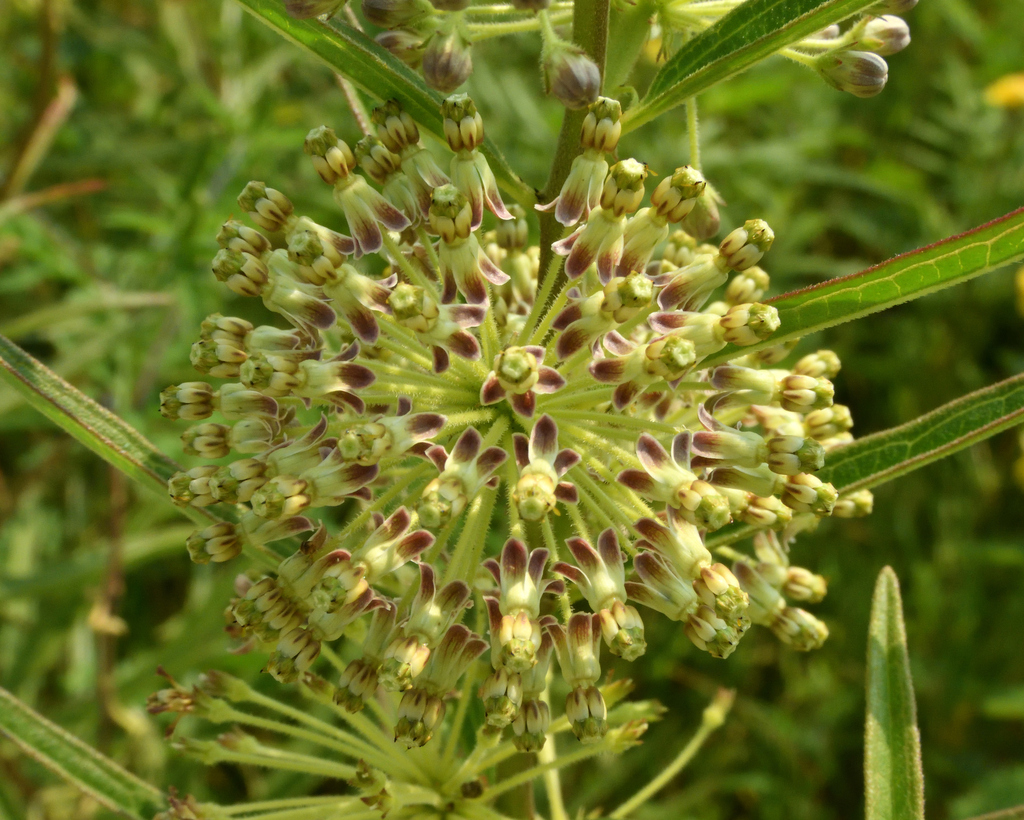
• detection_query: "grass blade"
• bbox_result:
[232,0,535,206]
[0,687,165,819]
[624,0,878,133]
[702,206,1024,368]
[865,567,925,820]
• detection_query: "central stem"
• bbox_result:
[536,0,611,280]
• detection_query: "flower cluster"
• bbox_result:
[156,92,873,814]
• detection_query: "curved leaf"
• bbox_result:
[0,687,165,819]
[233,0,535,206]
[703,206,1024,367]
[624,0,878,133]
[818,373,1024,493]
[865,567,925,820]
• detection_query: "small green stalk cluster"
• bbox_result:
[155,94,873,818]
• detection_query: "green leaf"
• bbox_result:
[818,373,1024,493]
[232,0,535,206]
[709,374,1024,549]
[0,687,165,819]
[703,206,1024,368]
[623,0,878,133]
[865,566,925,820]
[0,334,216,528]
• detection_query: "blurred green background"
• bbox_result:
[1,0,1023,818]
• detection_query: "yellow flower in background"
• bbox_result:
[984,73,1024,108]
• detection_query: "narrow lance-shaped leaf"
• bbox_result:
[0,687,165,819]
[623,0,879,133]
[865,567,925,820]
[708,373,1024,547]
[0,334,220,529]
[232,0,535,207]
[818,373,1024,492]
[703,206,1024,367]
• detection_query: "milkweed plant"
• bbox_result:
[7,0,1020,817]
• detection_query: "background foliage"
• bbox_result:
[1,0,1023,817]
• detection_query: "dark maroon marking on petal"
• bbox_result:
[541,579,565,598]
[379,272,399,289]
[333,342,360,363]
[432,346,450,374]
[448,330,480,360]
[689,455,719,470]
[485,475,501,489]
[325,390,365,415]
[568,611,596,645]
[551,227,581,257]
[483,595,503,632]
[380,507,412,539]
[408,412,446,438]
[436,579,471,613]
[479,252,510,286]
[449,304,487,327]
[603,331,634,356]
[535,367,566,394]
[531,415,558,458]
[461,269,488,305]
[596,528,622,567]
[452,427,483,464]
[480,373,506,405]
[624,581,659,610]
[484,182,512,220]
[657,278,689,311]
[618,469,657,495]
[556,326,589,360]
[633,551,674,585]
[527,548,549,585]
[636,433,670,473]
[565,537,602,574]
[634,518,670,547]
[552,303,583,332]
[613,381,640,410]
[589,358,627,383]
[553,448,581,476]
[441,271,458,304]
[534,197,558,214]
[554,482,579,504]
[366,283,393,313]
[396,530,434,561]
[345,304,379,345]
[501,539,528,581]
[468,190,485,232]
[303,300,339,330]
[482,560,501,585]
[524,345,545,360]
[424,444,449,472]
[555,190,585,227]
[648,311,689,333]
[337,363,376,390]
[552,561,586,586]
[509,390,535,418]
[476,446,509,476]
[512,433,530,468]
[565,241,596,280]
[327,231,356,257]
[396,396,413,416]
[372,196,412,232]
[672,431,693,467]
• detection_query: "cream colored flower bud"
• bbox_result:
[580,97,622,152]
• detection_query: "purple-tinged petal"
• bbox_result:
[618,469,657,495]
[452,427,483,464]
[531,415,558,459]
[480,373,506,406]
[555,482,579,504]
[512,433,530,468]
[508,390,536,418]
[553,449,581,476]
[535,367,566,394]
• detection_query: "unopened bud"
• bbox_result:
[542,42,601,110]
[860,14,911,55]
[422,26,473,94]
[719,219,774,271]
[361,0,433,27]
[237,181,293,233]
[817,51,888,98]
[833,488,874,518]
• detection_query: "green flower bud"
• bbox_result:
[542,41,601,110]
[160,382,214,421]
[441,93,484,151]
[186,522,242,564]
[237,181,293,232]
[181,423,231,459]
[361,0,433,28]
[817,51,888,98]
[580,97,622,152]
[719,219,775,271]
[680,185,722,240]
[833,488,874,518]
[862,14,911,55]
[422,25,473,94]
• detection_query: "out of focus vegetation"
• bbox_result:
[1,0,1023,817]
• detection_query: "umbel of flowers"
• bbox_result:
[156,93,872,810]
